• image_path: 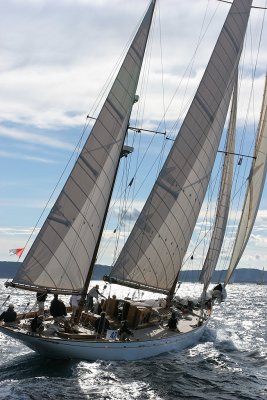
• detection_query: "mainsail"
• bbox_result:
[224,74,267,285]
[200,77,237,290]
[10,0,156,294]
[108,0,252,294]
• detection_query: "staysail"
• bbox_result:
[200,77,237,290]
[224,74,267,285]
[108,0,252,294]
[10,0,156,294]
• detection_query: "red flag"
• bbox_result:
[9,248,24,257]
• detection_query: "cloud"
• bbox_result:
[0,126,75,150]
[0,226,38,236]
[1,0,266,131]
[0,199,53,209]
[250,234,267,246]
[0,150,57,164]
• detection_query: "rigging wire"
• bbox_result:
[157,2,167,169]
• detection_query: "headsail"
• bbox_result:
[108,0,252,294]
[10,0,156,294]
[200,76,238,290]
[224,74,267,286]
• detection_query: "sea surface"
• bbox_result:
[0,279,266,400]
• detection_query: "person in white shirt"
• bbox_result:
[69,294,81,319]
[86,285,105,312]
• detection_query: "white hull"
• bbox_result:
[0,323,206,361]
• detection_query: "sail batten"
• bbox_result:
[224,74,267,285]
[109,0,252,294]
[11,0,156,293]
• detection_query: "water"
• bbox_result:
[0,280,266,400]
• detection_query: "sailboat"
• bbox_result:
[0,0,266,361]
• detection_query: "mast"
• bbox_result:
[74,133,133,321]
[73,1,157,321]
[199,75,238,292]
[224,74,267,286]
[166,273,180,305]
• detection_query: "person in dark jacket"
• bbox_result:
[31,314,44,334]
[211,283,227,303]
[167,312,180,332]
[118,320,133,341]
[50,294,67,323]
[94,312,110,337]
[0,304,17,325]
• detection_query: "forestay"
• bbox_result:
[11,0,156,294]
[224,75,267,285]
[109,0,252,294]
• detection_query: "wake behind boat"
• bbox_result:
[1,0,266,361]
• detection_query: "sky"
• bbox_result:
[0,0,266,272]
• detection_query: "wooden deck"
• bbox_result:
[11,302,207,342]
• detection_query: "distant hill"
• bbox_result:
[179,268,267,284]
[0,261,265,283]
[0,261,19,278]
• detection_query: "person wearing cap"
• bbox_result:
[86,285,106,313]
[0,304,17,325]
